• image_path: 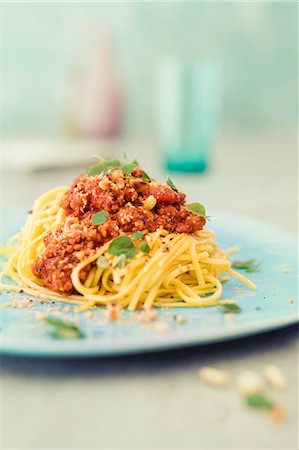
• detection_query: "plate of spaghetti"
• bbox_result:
[0,158,298,356]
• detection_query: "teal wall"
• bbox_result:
[3,2,298,137]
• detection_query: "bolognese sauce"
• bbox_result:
[32,166,205,295]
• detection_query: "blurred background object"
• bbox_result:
[2,2,297,139]
[1,1,297,229]
[156,59,221,172]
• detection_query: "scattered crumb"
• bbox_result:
[233,287,244,294]
[1,296,35,309]
[269,405,286,425]
[64,306,71,313]
[176,315,187,324]
[198,367,230,388]
[137,309,158,323]
[153,321,170,333]
[225,313,235,322]
[35,312,48,320]
[288,297,296,305]
[147,309,158,321]
[236,370,262,395]
[104,305,123,322]
[281,267,292,273]
[86,311,94,318]
[264,365,287,390]
[51,308,62,316]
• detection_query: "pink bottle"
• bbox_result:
[78,32,122,139]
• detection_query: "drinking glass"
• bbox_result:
[155,59,221,172]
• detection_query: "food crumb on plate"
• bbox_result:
[269,405,286,425]
[176,315,187,324]
[153,321,170,333]
[35,312,48,320]
[198,367,230,388]
[263,364,287,390]
[104,305,123,322]
[225,312,235,322]
[236,370,262,395]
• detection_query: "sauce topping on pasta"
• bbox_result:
[32,165,205,295]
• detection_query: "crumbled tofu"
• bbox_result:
[225,313,235,322]
[176,315,187,324]
[236,370,262,395]
[35,312,48,320]
[153,321,170,333]
[137,309,158,323]
[104,305,122,322]
[198,367,230,388]
[264,365,287,390]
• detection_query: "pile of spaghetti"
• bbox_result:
[0,158,255,310]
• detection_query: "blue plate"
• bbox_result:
[1,210,298,357]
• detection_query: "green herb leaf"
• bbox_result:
[122,159,139,174]
[86,158,121,176]
[91,210,110,225]
[131,231,144,239]
[232,259,260,273]
[113,254,126,269]
[185,203,210,220]
[141,171,150,182]
[219,303,242,314]
[139,242,150,253]
[166,175,178,191]
[97,255,109,268]
[43,317,84,339]
[107,235,136,259]
[246,393,274,410]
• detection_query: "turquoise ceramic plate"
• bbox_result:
[0,210,298,357]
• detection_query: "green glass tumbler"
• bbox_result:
[156,60,221,173]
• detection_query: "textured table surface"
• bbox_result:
[1,133,298,449]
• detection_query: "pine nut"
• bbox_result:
[198,367,230,388]
[143,195,157,210]
[236,370,262,395]
[99,179,111,190]
[264,365,287,390]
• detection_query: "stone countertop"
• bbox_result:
[1,133,298,449]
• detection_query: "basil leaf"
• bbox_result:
[97,255,109,268]
[86,158,121,176]
[132,231,144,239]
[232,259,260,273]
[185,203,210,220]
[92,210,109,225]
[113,254,126,269]
[86,162,107,176]
[105,159,121,170]
[166,175,178,191]
[246,393,274,410]
[107,236,136,259]
[219,303,242,314]
[139,242,150,253]
[43,317,84,339]
[141,171,150,182]
[122,159,139,174]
